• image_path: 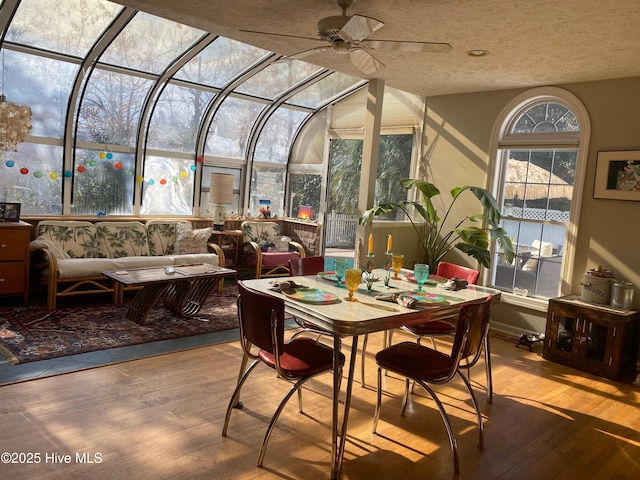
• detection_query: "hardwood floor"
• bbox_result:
[1,329,639,480]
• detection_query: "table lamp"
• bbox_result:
[208,173,233,231]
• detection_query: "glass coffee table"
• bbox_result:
[103,264,236,325]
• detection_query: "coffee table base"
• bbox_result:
[126,276,224,325]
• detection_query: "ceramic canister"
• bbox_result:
[580,266,614,305]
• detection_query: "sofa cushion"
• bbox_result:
[146,220,183,256]
[55,256,173,279]
[169,254,220,267]
[241,221,280,247]
[96,221,150,258]
[35,221,99,258]
[174,222,213,254]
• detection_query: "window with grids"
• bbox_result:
[491,99,582,298]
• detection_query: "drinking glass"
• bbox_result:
[391,253,404,279]
[344,268,362,302]
[413,263,430,292]
[333,258,348,287]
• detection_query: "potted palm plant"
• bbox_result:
[359,178,515,269]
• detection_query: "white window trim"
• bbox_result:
[485,87,590,310]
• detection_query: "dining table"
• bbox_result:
[241,267,501,479]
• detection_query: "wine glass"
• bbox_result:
[333,258,348,287]
[413,263,430,292]
[391,253,404,280]
[344,268,362,302]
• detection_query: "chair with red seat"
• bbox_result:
[372,295,493,473]
[222,281,345,467]
[398,261,493,402]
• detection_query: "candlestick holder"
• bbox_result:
[383,251,392,288]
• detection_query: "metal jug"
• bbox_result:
[610,281,634,310]
[580,266,614,305]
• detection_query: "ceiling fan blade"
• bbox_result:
[285,46,331,60]
[339,15,384,42]
[349,48,384,75]
[361,39,452,53]
[239,29,324,43]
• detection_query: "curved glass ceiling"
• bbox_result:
[0,0,367,217]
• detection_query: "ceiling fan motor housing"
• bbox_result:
[317,16,351,40]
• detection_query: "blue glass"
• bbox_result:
[334,258,348,287]
[413,264,430,292]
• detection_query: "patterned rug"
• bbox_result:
[0,283,239,365]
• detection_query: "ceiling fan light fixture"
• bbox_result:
[467,49,490,57]
[330,39,352,54]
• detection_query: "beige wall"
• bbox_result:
[425,76,640,333]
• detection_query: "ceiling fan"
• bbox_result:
[240,0,452,75]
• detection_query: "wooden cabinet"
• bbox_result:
[543,296,639,380]
[0,220,32,304]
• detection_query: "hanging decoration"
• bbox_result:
[2,147,200,186]
[0,49,33,154]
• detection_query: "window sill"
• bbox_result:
[499,292,550,312]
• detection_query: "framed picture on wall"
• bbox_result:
[594,150,640,201]
[0,202,21,222]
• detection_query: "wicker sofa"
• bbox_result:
[30,220,225,309]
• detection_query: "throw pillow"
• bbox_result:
[273,236,291,252]
[174,223,213,255]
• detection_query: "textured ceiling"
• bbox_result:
[115,0,640,97]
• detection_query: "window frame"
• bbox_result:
[487,87,590,311]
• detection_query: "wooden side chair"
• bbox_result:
[372,295,493,473]
[222,281,345,468]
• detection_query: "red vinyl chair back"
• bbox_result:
[436,261,480,284]
[289,256,325,276]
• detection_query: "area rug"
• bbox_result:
[0,284,239,365]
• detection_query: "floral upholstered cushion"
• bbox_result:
[146,220,180,256]
[174,222,213,254]
[35,221,99,258]
[241,221,280,247]
[96,221,150,258]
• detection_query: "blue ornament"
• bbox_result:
[5,160,15,167]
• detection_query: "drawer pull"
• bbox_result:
[1,244,7,248]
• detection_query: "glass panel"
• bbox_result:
[288,173,322,221]
[146,83,215,152]
[254,108,309,164]
[71,148,135,215]
[140,156,195,215]
[494,219,564,297]
[6,0,122,57]
[0,143,63,215]
[99,12,204,74]
[553,315,575,352]
[249,166,285,217]
[200,165,242,217]
[1,49,77,137]
[286,72,364,109]
[176,37,269,88]
[374,134,413,220]
[76,67,154,145]
[235,59,322,100]
[585,321,608,362]
[205,96,265,159]
[511,102,579,134]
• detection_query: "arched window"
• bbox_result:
[489,87,590,305]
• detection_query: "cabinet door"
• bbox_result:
[545,305,579,362]
[577,315,615,376]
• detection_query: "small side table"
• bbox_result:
[210,230,243,269]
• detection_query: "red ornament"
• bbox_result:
[197,156,204,163]
[159,178,167,185]
[20,167,29,175]
[77,165,86,173]
[114,162,123,169]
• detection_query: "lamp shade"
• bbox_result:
[208,173,233,204]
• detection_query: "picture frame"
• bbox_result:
[0,202,21,222]
[594,150,640,201]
